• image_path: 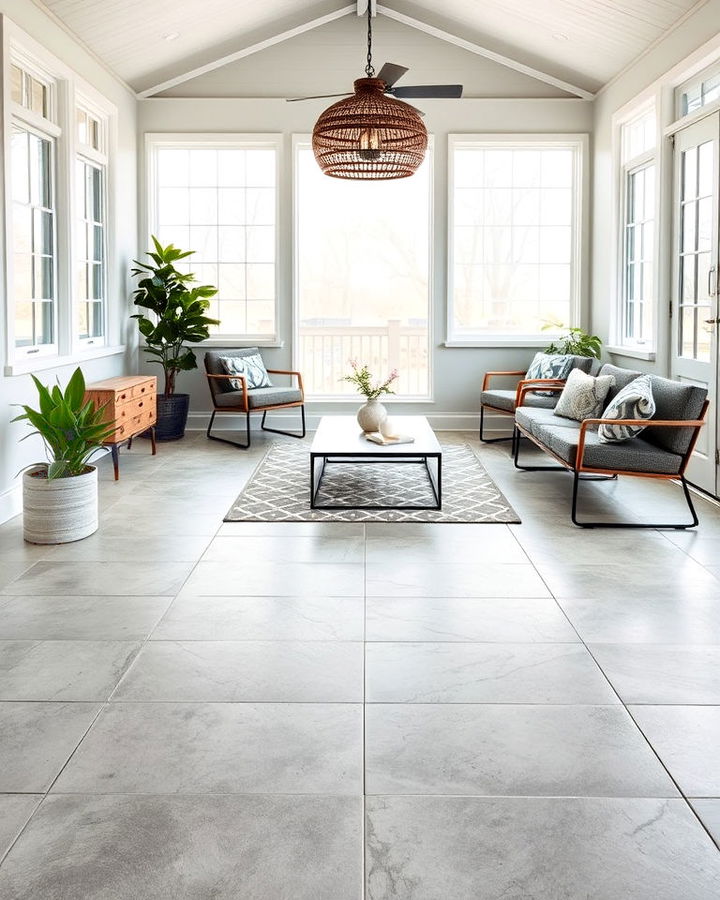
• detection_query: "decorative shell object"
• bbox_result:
[380,418,398,439]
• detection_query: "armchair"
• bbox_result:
[204,349,306,449]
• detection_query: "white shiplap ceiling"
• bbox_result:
[37,0,705,95]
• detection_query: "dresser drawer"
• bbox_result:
[130,380,155,401]
[113,408,156,440]
[116,394,156,423]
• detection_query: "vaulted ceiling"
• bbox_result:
[37,0,704,97]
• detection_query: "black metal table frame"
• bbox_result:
[310,451,442,511]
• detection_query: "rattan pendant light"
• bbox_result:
[312,6,427,180]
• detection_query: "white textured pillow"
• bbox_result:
[553,368,615,422]
[219,354,272,390]
[598,374,655,443]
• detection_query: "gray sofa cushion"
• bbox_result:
[481,389,558,413]
[205,349,263,397]
[213,386,303,410]
[597,363,642,404]
[644,376,708,456]
[539,424,684,475]
[515,407,578,435]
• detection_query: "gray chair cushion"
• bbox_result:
[515,407,578,435]
[213,386,303,410]
[481,389,558,413]
[645,376,707,456]
[597,363,642,404]
[538,424,684,475]
[205,349,262,398]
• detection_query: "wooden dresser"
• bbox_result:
[84,375,157,480]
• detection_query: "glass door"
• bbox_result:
[671,113,720,495]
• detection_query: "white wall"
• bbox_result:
[591,0,720,376]
[139,66,591,432]
[0,1,137,522]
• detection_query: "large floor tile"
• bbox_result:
[0,794,362,899]
[153,594,364,641]
[365,704,676,797]
[0,702,100,792]
[99,510,222,537]
[53,702,362,794]
[366,596,578,642]
[537,561,720,602]
[690,799,720,845]
[366,562,550,598]
[630,706,720,797]
[559,594,720,644]
[589,644,720,704]
[2,561,194,597]
[366,642,617,704]
[202,534,365,563]
[0,562,36,592]
[0,795,41,860]
[51,534,212,562]
[182,561,364,596]
[0,641,140,700]
[216,522,365,537]
[366,796,720,900]
[113,640,364,702]
[0,595,170,640]
[365,525,527,565]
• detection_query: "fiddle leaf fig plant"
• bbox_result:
[131,237,220,396]
[12,367,115,479]
[542,320,602,359]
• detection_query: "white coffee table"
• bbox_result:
[309,416,442,510]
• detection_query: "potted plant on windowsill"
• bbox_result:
[13,367,115,544]
[542,320,602,359]
[131,237,220,441]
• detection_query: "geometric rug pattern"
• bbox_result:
[225,441,521,523]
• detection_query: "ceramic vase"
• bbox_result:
[357,397,387,433]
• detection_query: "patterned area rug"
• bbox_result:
[225,442,520,524]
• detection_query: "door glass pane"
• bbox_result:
[680,306,696,357]
[683,148,698,200]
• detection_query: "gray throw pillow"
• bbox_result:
[598,374,655,443]
[553,368,615,422]
[219,354,272,390]
[525,352,575,396]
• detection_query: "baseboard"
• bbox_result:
[187,410,500,433]
[0,482,22,526]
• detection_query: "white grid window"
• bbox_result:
[619,108,656,348]
[448,136,583,341]
[74,104,107,345]
[679,66,720,118]
[150,140,279,341]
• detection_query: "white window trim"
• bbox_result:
[446,133,589,347]
[1,16,121,375]
[144,132,282,346]
[611,102,659,354]
[291,133,434,402]
[675,60,720,121]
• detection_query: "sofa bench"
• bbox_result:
[511,363,709,529]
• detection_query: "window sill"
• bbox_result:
[195,339,284,349]
[4,345,126,377]
[307,396,433,404]
[444,339,553,349]
[606,345,656,362]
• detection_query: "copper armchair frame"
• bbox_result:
[205,369,306,449]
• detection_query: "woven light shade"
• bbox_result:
[312,78,428,180]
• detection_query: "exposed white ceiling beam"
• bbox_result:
[356,0,377,14]
[138,4,357,98]
[377,4,595,101]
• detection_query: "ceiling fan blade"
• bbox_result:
[392,84,463,99]
[286,93,352,102]
[377,62,409,87]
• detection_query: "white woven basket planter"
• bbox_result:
[23,466,99,544]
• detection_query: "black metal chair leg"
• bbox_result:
[571,471,699,529]
[260,405,307,440]
[479,405,514,444]
[513,427,566,472]
[206,409,252,449]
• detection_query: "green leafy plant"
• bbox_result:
[131,237,220,396]
[12,368,115,480]
[341,360,399,400]
[542,320,602,359]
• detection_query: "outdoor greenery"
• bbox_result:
[13,367,115,479]
[341,360,399,400]
[543,320,602,359]
[131,237,220,396]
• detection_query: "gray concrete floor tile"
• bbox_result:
[2,561,194,597]
[0,795,41,860]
